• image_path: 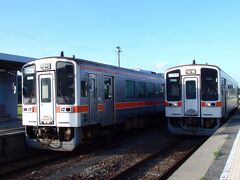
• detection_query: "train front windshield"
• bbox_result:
[166,70,181,101]
[23,65,36,104]
[201,68,218,101]
[56,62,75,104]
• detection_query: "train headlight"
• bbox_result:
[60,106,72,112]
[206,103,211,107]
[168,101,182,107]
[173,103,178,107]
[205,102,218,107]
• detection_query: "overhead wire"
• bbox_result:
[0,27,112,53]
[124,32,240,49]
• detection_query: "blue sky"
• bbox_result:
[0,1,240,83]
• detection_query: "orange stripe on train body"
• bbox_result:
[72,105,89,113]
[98,104,104,111]
[56,106,61,113]
[32,106,37,112]
[115,100,163,109]
[56,100,163,113]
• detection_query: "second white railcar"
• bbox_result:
[165,61,238,136]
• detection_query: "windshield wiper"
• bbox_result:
[27,89,35,104]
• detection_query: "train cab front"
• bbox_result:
[166,66,221,136]
[22,58,80,151]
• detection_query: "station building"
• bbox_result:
[0,53,35,120]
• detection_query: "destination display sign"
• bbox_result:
[168,73,179,78]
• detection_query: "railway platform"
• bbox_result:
[0,118,23,130]
[0,119,26,163]
[169,110,240,180]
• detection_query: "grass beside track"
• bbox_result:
[18,104,22,119]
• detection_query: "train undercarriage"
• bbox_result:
[25,114,163,151]
[168,117,220,135]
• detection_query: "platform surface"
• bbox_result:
[0,118,22,129]
[0,118,24,136]
[169,111,240,180]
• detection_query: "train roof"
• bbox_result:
[166,62,238,85]
[166,63,220,71]
[33,55,164,78]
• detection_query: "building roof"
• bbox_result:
[0,52,35,71]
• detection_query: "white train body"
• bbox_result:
[22,56,165,151]
[165,63,238,135]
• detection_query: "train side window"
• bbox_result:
[104,77,112,99]
[221,78,226,90]
[138,82,146,98]
[161,84,165,93]
[155,84,161,98]
[147,83,155,98]
[90,78,96,98]
[126,80,135,99]
[81,81,88,97]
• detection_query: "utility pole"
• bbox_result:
[116,46,122,67]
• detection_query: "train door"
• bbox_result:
[102,76,114,125]
[183,77,200,116]
[89,74,98,122]
[38,73,55,126]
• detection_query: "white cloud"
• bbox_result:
[154,62,169,71]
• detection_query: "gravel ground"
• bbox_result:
[7,125,176,180]
[59,137,202,180]
[62,144,164,179]
[127,137,202,179]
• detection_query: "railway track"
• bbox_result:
[111,137,206,179]
[2,127,207,179]
[1,130,138,179]
[111,141,180,179]
[0,127,24,136]
[61,136,206,179]
[0,150,69,178]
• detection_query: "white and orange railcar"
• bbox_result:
[165,61,238,136]
[22,54,165,151]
